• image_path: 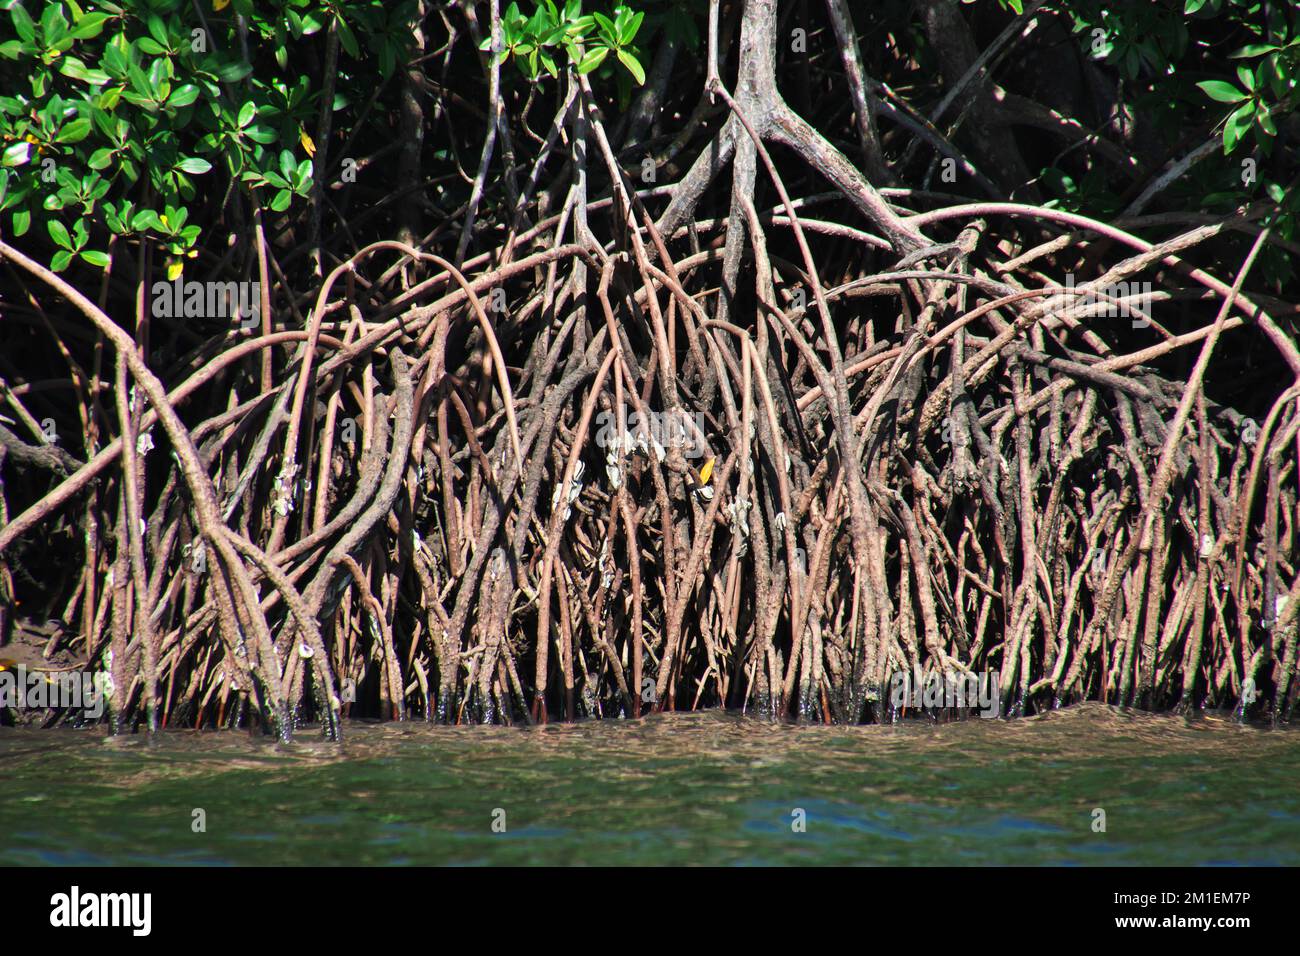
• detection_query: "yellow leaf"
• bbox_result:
[698,456,715,485]
[299,129,316,157]
[214,0,230,10]
[167,259,184,281]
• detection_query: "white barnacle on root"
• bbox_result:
[725,497,750,538]
[272,463,299,517]
[599,539,614,589]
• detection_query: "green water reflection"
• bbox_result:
[1,703,1297,865]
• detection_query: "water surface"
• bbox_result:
[2,704,1297,865]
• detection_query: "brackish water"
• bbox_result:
[1,703,1297,865]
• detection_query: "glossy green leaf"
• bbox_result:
[55,117,92,143]
[10,5,36,45]
[2,141,31,166]
[576,46,608,73]
[69,12,110,40]
[616,49,644,85]
[1196,80,1246,103]
[48,219,73,250]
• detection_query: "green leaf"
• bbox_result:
[59,56,111,84]
[270,187,291,211]
[70,12,110,40]
[168,83,199,108]
[80,249,111,268]
[48,219,73,250]
[2,141,31,166]
[12,207,30,236]
[175,157,211,174]
[336,17,360,59]
[243,124,276,144]
[102,40,128,75]
[127,58,151,97]
[10,5,36,45]
[146,13,168,48]
[131,209,164,231]
[520,47,538,78]
[616,49,644,85]
[97,85,122,110]
[55,117,92,143]
[217,60,253,84]
[136,37,167,56]
[576,46,608,73]
[1223,102,1255,152]
[237,101,257,129]
[591,12,616,41]
[147,57,169,99]
[1196,80,1246,103]
[51,249,73,272]
[619,10,644,45]
[0,39,26,59]
[1229,43,1279,58]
